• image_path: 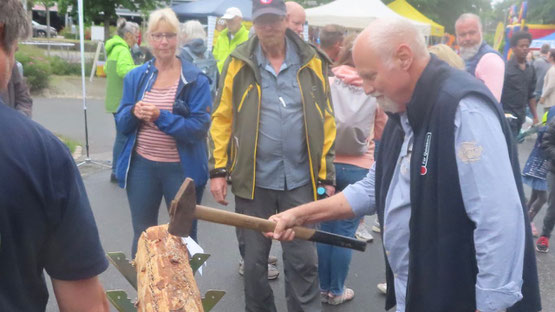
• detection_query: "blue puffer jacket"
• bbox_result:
[115,57,212,188]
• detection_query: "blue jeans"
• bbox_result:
[126,154,205,257]
[112,114,127,175]
[317,163,368,296]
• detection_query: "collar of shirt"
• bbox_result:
[255,36,300,77]
[509,56,529,71]
[400,112,412,134]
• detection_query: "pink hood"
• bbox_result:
[332,65,363,87]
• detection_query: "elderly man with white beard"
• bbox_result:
[455,13,505,102]
[265,17,542,312]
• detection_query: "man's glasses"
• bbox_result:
[150,32,177,42]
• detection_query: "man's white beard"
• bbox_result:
[372,92,402,113]
[459,42,482,61]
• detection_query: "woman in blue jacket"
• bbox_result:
[115,8,212,257]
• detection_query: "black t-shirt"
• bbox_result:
[0,103,108,310]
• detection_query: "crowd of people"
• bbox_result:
[1,0,555,310]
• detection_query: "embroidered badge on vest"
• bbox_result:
[420,132,432,175]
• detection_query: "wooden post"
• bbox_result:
[134,224,204,312]
[89,41,103,82]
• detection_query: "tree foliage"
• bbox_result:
[58,0,164,40]
[382,0,492,33]
[290,0,493,33]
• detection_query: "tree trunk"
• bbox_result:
[104,15,111,41]
[46,4,51,57]
[134,224,204,312]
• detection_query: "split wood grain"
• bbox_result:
[135,224,204,312]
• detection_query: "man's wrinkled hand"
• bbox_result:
[265,212,299,241]
[324,185,335,196]
[209,177,228,205]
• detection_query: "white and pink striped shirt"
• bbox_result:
[135,81,180,162]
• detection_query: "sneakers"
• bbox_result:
[377,283,387,295]
[355,224,374,242]
[372,218,381,233]
[110,173,117,183]
[531,222,538,237]
[536,236,549,253]
[238,258,280,280]
[327,288,355,305]
[320,291,329,303]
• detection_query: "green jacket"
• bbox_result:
[212,25,249,73]
[104,35,137,113]
[209,29,336,200]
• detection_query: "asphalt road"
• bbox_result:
[32,97,554,312]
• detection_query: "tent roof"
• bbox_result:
[531,31,555,49]
[387,0,444,37]
[305,0,430,36]
[172,0,252,20]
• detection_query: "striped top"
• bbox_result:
[135,80,180,162]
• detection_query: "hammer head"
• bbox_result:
[168,178,197,237]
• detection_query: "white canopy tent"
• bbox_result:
[306,0,431,38]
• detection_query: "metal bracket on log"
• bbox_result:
[106,251,224,312]
[202,290,226,311]
[106,290,136,312]
[107,252,137,290]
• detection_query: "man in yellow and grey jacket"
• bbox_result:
[208,0,335,310]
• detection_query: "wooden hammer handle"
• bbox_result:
[194,205,366,252]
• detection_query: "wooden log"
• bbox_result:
[135,224,204,312]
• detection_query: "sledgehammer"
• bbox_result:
[168,178,366,252]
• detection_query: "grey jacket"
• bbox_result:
[0,64,32,117]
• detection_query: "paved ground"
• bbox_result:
[32,95,555,312]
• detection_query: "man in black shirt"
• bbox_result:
[501,31,538,137]
[0,1,109,310]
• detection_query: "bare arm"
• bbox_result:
[529,96,538,124]
[268,192,355,241]
[52,276,109,312]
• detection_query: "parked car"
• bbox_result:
[32,20,57,38]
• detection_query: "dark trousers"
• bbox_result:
[235,184,321,312]
[542,172,555,238]
[508,116,524,139]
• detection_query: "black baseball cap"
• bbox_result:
[252,0,286,21]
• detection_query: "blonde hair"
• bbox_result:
[428,44,465,70]
[147,8,180,35]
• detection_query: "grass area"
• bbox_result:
[16,44,93,92]
[56,135,81,154]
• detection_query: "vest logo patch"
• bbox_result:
[458,141,483,163]
[420,132,432,175]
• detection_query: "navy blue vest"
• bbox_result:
[376,55,541,312]
[464,42,502,77]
